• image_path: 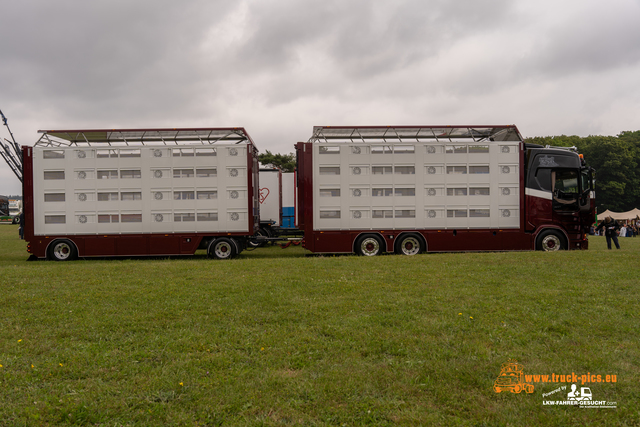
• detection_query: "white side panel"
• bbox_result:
[312,142,521,231]
[32,145,251,235]
[259,170,281,225]
[282,173,295,208]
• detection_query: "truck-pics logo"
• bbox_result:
[493,359,534,394]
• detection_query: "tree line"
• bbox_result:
[259,131,640,213]
[525,131,640,212]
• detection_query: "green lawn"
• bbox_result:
[0,225,637,426]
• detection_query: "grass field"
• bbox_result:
[0,224,638,426]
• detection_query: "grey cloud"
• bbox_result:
[519,2,640,77]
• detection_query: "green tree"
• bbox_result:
[258,150,296,172]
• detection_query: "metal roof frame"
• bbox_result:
[308,125,523,143]
[35,127,255,147]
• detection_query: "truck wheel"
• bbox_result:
[395,234,424,256]
[248,229,268,248]
[355,235,384,256]
[208,238,238,260]
[48,239,78,261]
[536,230,565,252]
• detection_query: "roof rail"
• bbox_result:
[35,127,254,147]
[308,125,522,143]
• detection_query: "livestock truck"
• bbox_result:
[22,128,260,260]
[295,125,595,255]
[21,125,595,260]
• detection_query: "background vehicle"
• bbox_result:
[9,199,21,223]
[256,168,299,241]
[0,195,10,222]
[22,128,259,260]
[296,125,595,256]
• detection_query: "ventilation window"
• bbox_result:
[120,149,141,158]
[121,214,142,223]
[319,189,341,197]
[97,170,118,179]
[98,192,118,201]
[196,168,217,178]
[446,145,467,154]
[174,191,195,200]
[470,209,490,217]
[371,146,392,154]
[447,188,467,196]
[174,213,196,222]
[44,171,65,180]
[319,167,340,175]
[173,148,194,157]
[44,215,66,224]
[394,146,415,154]
[372,188,393,197]
[469,166,490,174]
[319,146,340,154]
[372,210,393,218]
[173,169,194,178]
[469,145,489,154]
[43,150,65,159]
[44,193,65,202]
[120,169,141,179]
[319,210,341,218]
[395,188,415,196]
[394,166,415,175]
[195,148,216,157]
[446,166,467,174]
[447,209,468,218]
[197,212,218,221]
[197,191,217,200]
[98,214,119,223]
[121,192,142,201]
[470,187,490,196]
[372,166,393,175]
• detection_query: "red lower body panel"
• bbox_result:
[28,233,245,258]
[304,229,533,254]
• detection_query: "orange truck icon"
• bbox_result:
[494,360,534,394]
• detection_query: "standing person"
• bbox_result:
[619,223,627,238]
[596,216,621,250]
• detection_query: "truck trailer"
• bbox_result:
[295,125,595,255]
[22,128,260,260]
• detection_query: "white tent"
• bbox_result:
[598,208,640,221]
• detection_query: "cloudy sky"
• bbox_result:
[1,0,639,195]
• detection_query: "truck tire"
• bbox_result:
[355,234,384,256]
[395,234,424,256]
[47,239,78,261]
[248,229,268,248]
[536,230,566,252]
[208,238,238,260]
